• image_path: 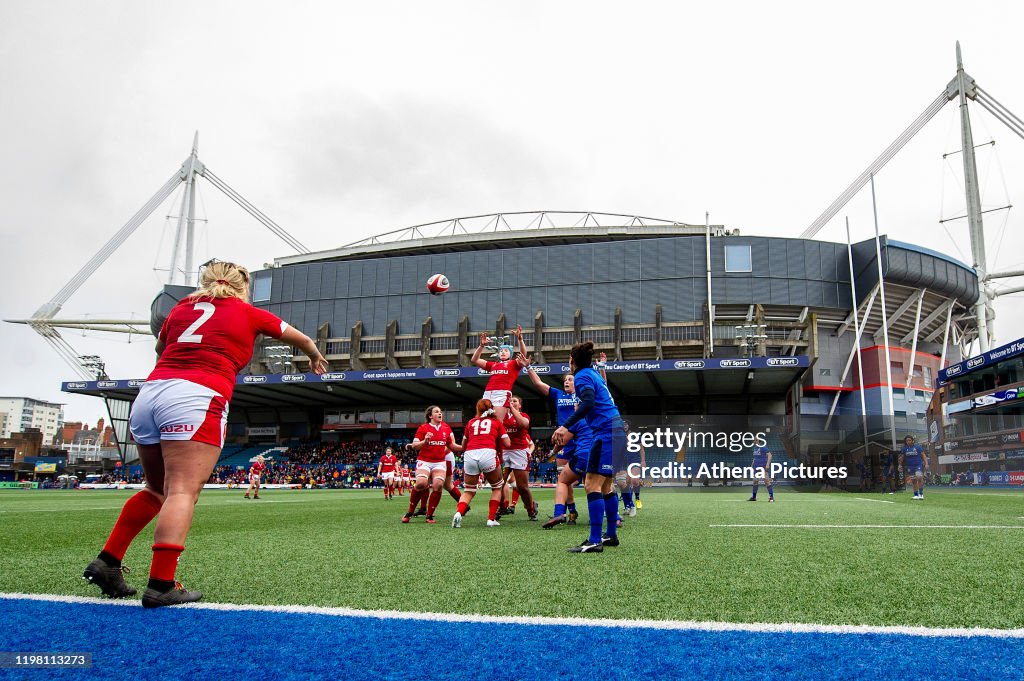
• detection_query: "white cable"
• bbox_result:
[802,91,949,238]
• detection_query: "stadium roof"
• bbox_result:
[63,357,809,411]
[274,211,731,265]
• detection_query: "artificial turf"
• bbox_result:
[0,487,1022,629]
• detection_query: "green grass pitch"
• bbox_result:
[1,487,1021,628]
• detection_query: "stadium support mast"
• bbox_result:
[803,43,1024,353]
[5,134,311,378]
[953,43,991,352]
[168,132,201,286]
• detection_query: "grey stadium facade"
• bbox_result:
[71,212,981,461]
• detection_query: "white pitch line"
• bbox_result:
[952,492,1024,497]
[854,497,895,504]
[1,592,1022,640]
[0,496,341,512]
[711,524,1024,529]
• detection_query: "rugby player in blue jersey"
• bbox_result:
[880,450,896,494]
[747,444,774,502]
[900,435,930,500]
[524,361,586,527]
[619,420,645,517]
[553,342,625,553]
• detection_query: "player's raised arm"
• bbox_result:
[470,332,490,369]
[514,325,528,365]
[521,354,551,395]
[597,351,609,383]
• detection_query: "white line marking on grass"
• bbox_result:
[854,498,895,504]
[1,506,123,514]
[1,592,1022,639]
[953,492,1024,497]
[711,524,1024,529]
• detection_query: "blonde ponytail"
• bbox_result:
[189,261,251,303]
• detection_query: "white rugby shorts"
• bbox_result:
[463,448,500,476]
[130,379,229,448]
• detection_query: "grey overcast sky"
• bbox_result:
[2,1,1023,426]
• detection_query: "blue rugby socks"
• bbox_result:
[604,492,618,537]
[622,491,634,509]
[554,503,566,518]
[587,493,604,544]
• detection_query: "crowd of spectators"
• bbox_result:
[31,436,560,490]
[207,437,559,488]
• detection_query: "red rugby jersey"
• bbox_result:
[503,411,531,449]
[463,415,508,450]
[413,422,454,463]
[149,296,286,400]
[482,359,520,393]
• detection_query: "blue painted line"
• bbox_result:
[0,598,1022,680]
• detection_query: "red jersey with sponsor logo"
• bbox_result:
[149,296,286,401]
[482,359,520,393]
[249,460,265,477]
[379,453,397,473]
[503,411,531,449]
[463,416,508,450]
[414,422,454,463]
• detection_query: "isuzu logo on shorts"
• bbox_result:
[321,372,346,381]
[160,424,195,433]
[674,360,704,369]
[243,375,267,383]
[433,369,460,377]
[282,374,306,382]
[766,357,799,367]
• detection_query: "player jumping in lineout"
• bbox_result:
[470,325,528,422]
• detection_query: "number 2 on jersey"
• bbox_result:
[471,419,492,435]
[178,302,215,344]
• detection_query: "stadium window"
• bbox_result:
[252,271,272,302]
[893,388,906,397]
[890,360,905,375]
[724,244,752,273]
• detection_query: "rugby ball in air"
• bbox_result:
[426,274,450,295]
